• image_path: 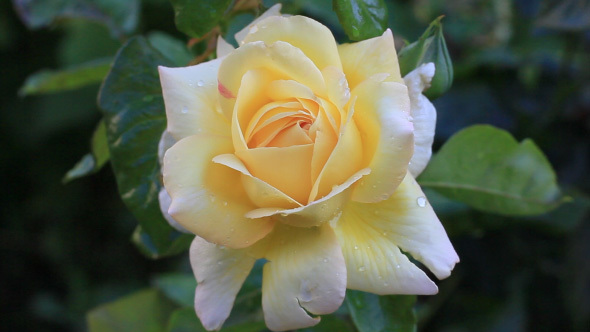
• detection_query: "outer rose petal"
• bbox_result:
[158,188,190,233]
[190,237,256,331]
[338,29,403,90]
[234,3,282,45]
[334,172,458,294]
[261,224,346,331]
[163,134,275,248]
[216,36,234,58]
[159,61,229,140]
[242,15,342,71]
[404,63,437,177]
[351,78,414,203]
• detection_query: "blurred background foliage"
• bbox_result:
[1,0,589,331]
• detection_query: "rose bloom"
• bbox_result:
[158,5,458,332]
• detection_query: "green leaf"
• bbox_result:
[132,225,194,259]
[153,273,197,308]
[63,120,110,183]
[13,0,139,38]
[346,290,417,332]
[419,125,564,216]
[19,58,111,96]
[398,16,453,99]
[98,36,190,256]
[169,0,233,38]
[165,307,266,332]
[147,31,194,66]
[87,289,177,332]
[333,0,388,41]
[536,0,590,31]
[300,314,356,332]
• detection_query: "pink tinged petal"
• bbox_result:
[216,36,234,58]
[234,3,282,45]
[403,63,437,177]
[242,15,342,71]
[261,224,346,331]
[246,168,370,228]
[377,173,459,279]
[163,134,275,248]
[190,237,256,331]
[338,29,403,90]
[159,60,229,140]
[351,79,414,203]
[212,153,301,209]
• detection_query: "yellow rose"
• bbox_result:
[158,5,458,331]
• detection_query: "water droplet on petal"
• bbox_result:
[358,266,366,272]
[416,196,427,207]
[223,201,228,206]
[249,25,259,33]
[181,106,188,114]
[354,245,359,250]
[217,261,223,265]
[197,80,204,86]
[396,264,401,269]
[323,257,329,263]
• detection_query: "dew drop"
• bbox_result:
[383,282,389,287]
[249,25,259,33]
[323,258,329,263]
[197,80,205,87]
[358,266,366,272]
[210,196,216,202]
[181,106,188,114]
[354,245,359,250]
[217,261,223,265]
[219,245,226,250]
[416,196,427,207]
[396,264,401,269]
[223,201,228,206]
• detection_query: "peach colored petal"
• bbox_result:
[159,61,229,140]
[351,79,414,203]
[218,41,326,120]
[212,153,301,209]
[190,237,256,331]
[235,144,314,205]
[163,134,275,248]
[338,29,403,90]
[246,168,370,227]
[261,224,346,331]
[242,15,342,72]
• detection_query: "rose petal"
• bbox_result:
[351,79,414,203]
[235,144,314,205]
[234,3,282,45]
[309,100,363,202]
[375,172,459,279]
[242,15,342,72]
[216,36,235,58]
[163,134,275,248]
[338,29,403,90]
[404,63,437,177]
[159,60,229,140]
[246,168,370,228]
[218,41,327,120]
[333,172,459,294]
[190,237,256,330]
[212,153,301,209]
[261,224,346,331]
[158,188,190,233]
